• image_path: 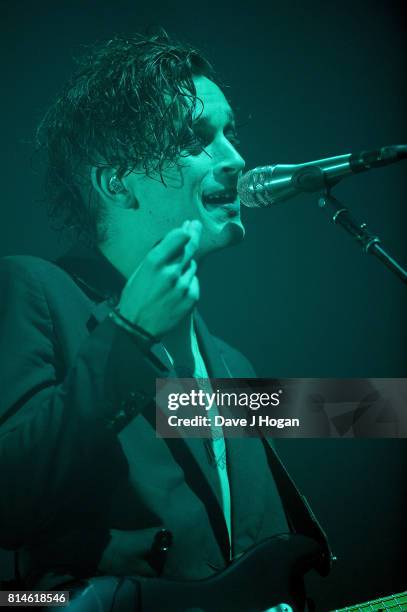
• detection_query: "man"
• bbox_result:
[0,32,330,610]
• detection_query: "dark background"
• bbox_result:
[1,0,406,609]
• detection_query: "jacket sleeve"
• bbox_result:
[0,257,164,550]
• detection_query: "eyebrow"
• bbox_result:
[192,109,236,129]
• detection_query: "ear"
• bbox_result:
[90,167,139,209]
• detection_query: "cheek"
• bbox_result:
[147,187,196,230]
[182,157,210,191]
[133,164,206,224]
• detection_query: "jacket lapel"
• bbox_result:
[194,316,269,554]
[194,314,233,378]
[166,314,232,562]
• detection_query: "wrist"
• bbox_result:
[108,308,159,349]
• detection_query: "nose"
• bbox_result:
[213,140,245,179]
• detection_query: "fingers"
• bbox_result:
[188,275,200,301]
[177,262,200,302]
[152,220,202,266]
[180,222,202,272]
[177,259,197,291]
[151,228,190,266]
[118,220,201,338]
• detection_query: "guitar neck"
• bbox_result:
[332,590,407,611]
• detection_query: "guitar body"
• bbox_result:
[150,533,319,612]
[62,533,321,612]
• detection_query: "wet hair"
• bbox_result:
[36,30,217,244]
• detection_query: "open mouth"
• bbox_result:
[201,189,238,209]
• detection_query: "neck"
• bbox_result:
[98,222,152,280]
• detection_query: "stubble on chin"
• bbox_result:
[198,220,245,261]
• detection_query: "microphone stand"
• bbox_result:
[317,190,407,285]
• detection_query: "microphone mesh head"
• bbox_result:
[237,166,277,208]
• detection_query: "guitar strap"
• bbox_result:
[260,436,334,577]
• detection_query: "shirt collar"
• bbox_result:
[55,242,126,303]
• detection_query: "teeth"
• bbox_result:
[203,191,236,202]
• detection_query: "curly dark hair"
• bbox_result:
[36,30,217,244]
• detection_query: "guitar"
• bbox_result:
[60,533,324,612]
[330,591,407,612]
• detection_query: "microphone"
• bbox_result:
[237,145,407,208]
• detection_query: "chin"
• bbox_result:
[198,219,245,259]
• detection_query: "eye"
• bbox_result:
[180,136,206,156]
[224,129,240,147]
[180,128,212,156]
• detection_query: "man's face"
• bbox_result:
[125,75,246,259]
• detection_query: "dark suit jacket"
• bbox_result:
[0,244,319,590]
